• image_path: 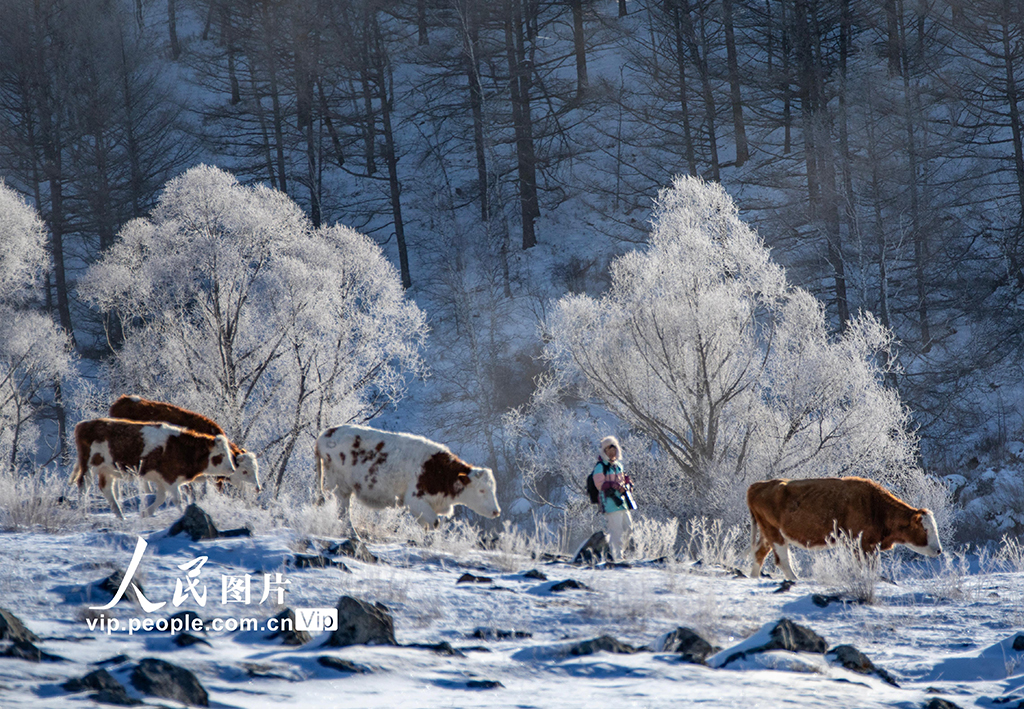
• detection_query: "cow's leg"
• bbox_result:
[141,479,169,517]
[98,471,124,520]
[404,495,438,529]
[749,515,774,578]
[774,542,798,581]
[335,489,362,539]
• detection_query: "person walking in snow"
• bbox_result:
[592,435,634,560]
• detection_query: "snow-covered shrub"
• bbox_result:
[679,515,747,570]
[0,183,77,469]
[995,534,1024,572]
[629,516,679,560]
[533,176,942,525]
[810,530,881,604]
[79,165,427,496]
[0,468,83,532]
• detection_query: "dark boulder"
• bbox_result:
[91,688,142,706]
[0,608,37,643]
[924,699,964,709]
[293,553,349,571]
[1,640,64,662]
[568,635,639,656]
[266,608,312,646]
[657,627,717,664]
[63,668,123,693]
[765,618,827,654]
[317,656,372,674]
[470,628,533,640]
[63,668,141,705]
[173,633,212,648]
[168,504,219,541]
[550,579,589,592]
[130,658,209,707]
[719,618,827,667]
[98,569,145,605]
[827,644,899,686]
[328,538,378,564]
[322,596,396,648]
[572,532,611,565]
[457,572,493,584]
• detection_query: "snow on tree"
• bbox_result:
[79,165,427,494]
[527,176,949,525]
[0,183,76,469]
[0,181,48,305]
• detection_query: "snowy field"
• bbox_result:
[1,503,1023,709]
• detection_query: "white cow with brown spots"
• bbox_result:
[747,476,942,581]
[314,424,501,530]
[72,418,257,518]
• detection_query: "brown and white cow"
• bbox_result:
[108,395,259,490]
[747,476,942,581]
[71,418,255,518]
[314,424,501,531]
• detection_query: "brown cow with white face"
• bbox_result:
[108,395,258,489]
[314,423,501,531]
[71,418,253,518]
[747,476,942,581]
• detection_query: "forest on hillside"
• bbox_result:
[2,0,1024,539]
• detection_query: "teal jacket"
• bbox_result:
[592,460,630,513]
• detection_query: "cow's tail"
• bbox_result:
[71,425,90,489]
[748,508,758,547]
[314,441,325,505]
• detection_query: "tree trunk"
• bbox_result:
[570,0,588,98]
[884,0,901,76]
[898,0,929,348]
[265,53,288,193]
[418,0,428,45]
[1000,0,1024,214]
[295,35,320,226]
[721,0,748,165]
[681,0,719,181]
[168,0,180,59]
[461,0,489,220]
[504,0,539,249]
[372,16,412,288]
[250,71,278,188]
[781,0,792,153]
[317,80,346,167]
[221,2,241,104]
[30,0,75,346]
[670,0,697,175]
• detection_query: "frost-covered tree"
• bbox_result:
[0,183,77,469]
[532,176,947,524]
[79,165,428,494]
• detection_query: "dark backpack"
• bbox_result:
[586,460,608,504]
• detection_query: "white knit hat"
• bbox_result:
[599,435,622,462]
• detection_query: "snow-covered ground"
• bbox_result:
[1,505,1022,708]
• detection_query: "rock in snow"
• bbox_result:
[323,596,397,648]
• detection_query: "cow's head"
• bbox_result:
[903,509,942,557]
[456,467,501,519]
[206,435,236,475]
[230,449,261,493]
